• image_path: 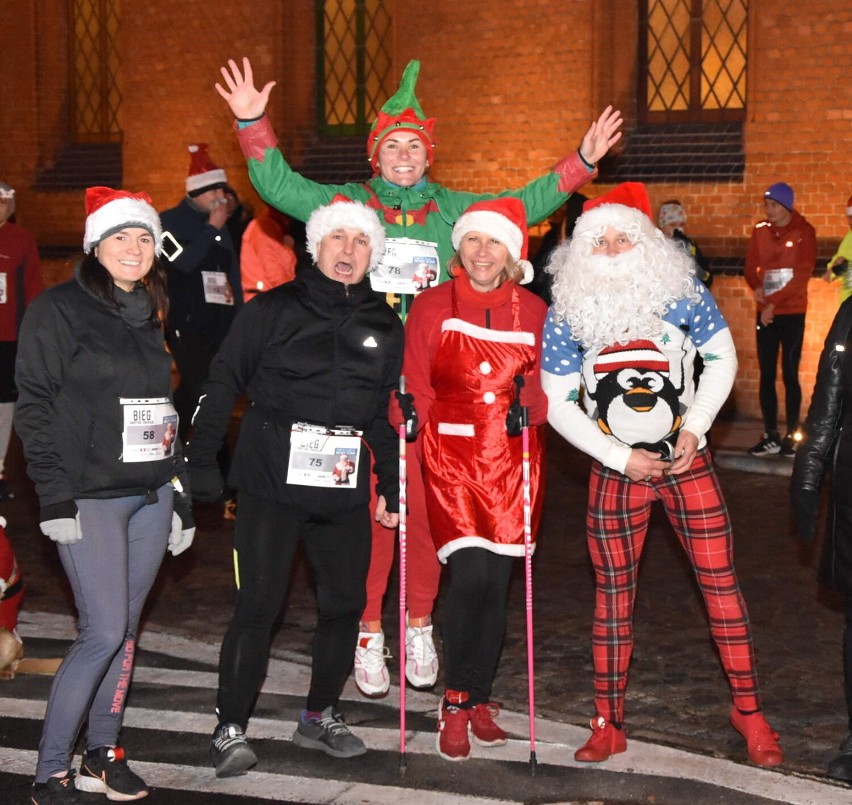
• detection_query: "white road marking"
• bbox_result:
[12,611,849,804]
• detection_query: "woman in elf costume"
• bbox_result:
[215,56,621,699]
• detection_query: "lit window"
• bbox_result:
[70,0,122,144]
[640,0,747,122]
[318,0,392,136]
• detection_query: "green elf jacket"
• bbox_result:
[235,115,595,319]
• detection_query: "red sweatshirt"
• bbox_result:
[744,209,816,315]
[0,222,44,341]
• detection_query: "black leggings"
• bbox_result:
[442,548,514,706]
[216,493,371,726]
[755,312,805,433]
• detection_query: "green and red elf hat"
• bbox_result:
[367,60,437,173]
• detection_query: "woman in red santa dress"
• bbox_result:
[399,198,547,761]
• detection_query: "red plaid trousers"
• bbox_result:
[586,448,760,723]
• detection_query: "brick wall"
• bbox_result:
[2,0,850,423]
[713,273,840,423]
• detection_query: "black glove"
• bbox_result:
[395,390,418,442]
[831,257,848,276]
[506,375,529,437]
[188,463,224,503]
[790,486,820,542]
[172,490,195,530]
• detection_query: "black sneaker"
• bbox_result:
[210,722,257,777]
[76,746,148,800]
[747,431,781,456]
[292,706,367,758]
[30,771,82,804]
[780,433,798,458]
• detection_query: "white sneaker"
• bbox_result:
[354,630,390,697]
[405,621,438,688]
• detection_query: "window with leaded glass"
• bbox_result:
[70,0,122,144]
[639,0,747,124]
[317,0,393,136]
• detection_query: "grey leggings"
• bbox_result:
[35,486,171,781]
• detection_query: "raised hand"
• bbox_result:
[215,57,277,120]
[579,105,624,165]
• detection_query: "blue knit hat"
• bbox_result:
[764,182,794,211]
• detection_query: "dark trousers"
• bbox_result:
[442,547,514,706]
[756,312,805,434]
[166,329,218,441]
[167,328,231,485]
[216,492,372,726]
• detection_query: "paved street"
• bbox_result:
[1,419,851,803]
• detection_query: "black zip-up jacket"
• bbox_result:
[187,267,404,513]
[791,297,852,592]
[14,270,187,511]
[160,197,242,344]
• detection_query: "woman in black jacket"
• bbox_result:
[15,187,194,804]
[790,296,852,782]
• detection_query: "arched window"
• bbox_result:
[317,0,393,136]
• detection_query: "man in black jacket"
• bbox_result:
[160,144,242,443]
[791,296,852,782]
[188,198,403,776]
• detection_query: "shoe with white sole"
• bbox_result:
[354,630,390,697]
[405,620,438,688]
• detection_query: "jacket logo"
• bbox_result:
[363,336,378,348]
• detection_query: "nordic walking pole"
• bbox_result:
[395,376,418,775]
[511,375,537,775]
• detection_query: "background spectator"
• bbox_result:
[0,182,44,500]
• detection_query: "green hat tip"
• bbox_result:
[380,59,424,118]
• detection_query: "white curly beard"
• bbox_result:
[548,227,698,351]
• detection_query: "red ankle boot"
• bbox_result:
[574,715,627,762]
[436,690,471,762]
[729,707,784,766]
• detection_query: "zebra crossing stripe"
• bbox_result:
[0,747,517,805]
[11,612,851,805]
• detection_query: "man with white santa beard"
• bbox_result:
[541,182,784,768]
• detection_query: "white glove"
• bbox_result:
[169,511,195,556]
[40,514,82,545]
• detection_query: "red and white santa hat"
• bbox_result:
[576,181,657,241]
[846,194,852,217]
[185,144,228,197]
[593,339,669,378]
[305,194,387,270]
[83,186,163,255]
[451,197,534,284]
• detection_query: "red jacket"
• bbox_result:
[744,209,816,315]
[0,222,44,341]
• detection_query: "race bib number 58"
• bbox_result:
[120,397,179,463]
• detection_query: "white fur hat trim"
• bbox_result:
[83,196,163,255]
[452,210,523,262]
[306,200,387,270]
